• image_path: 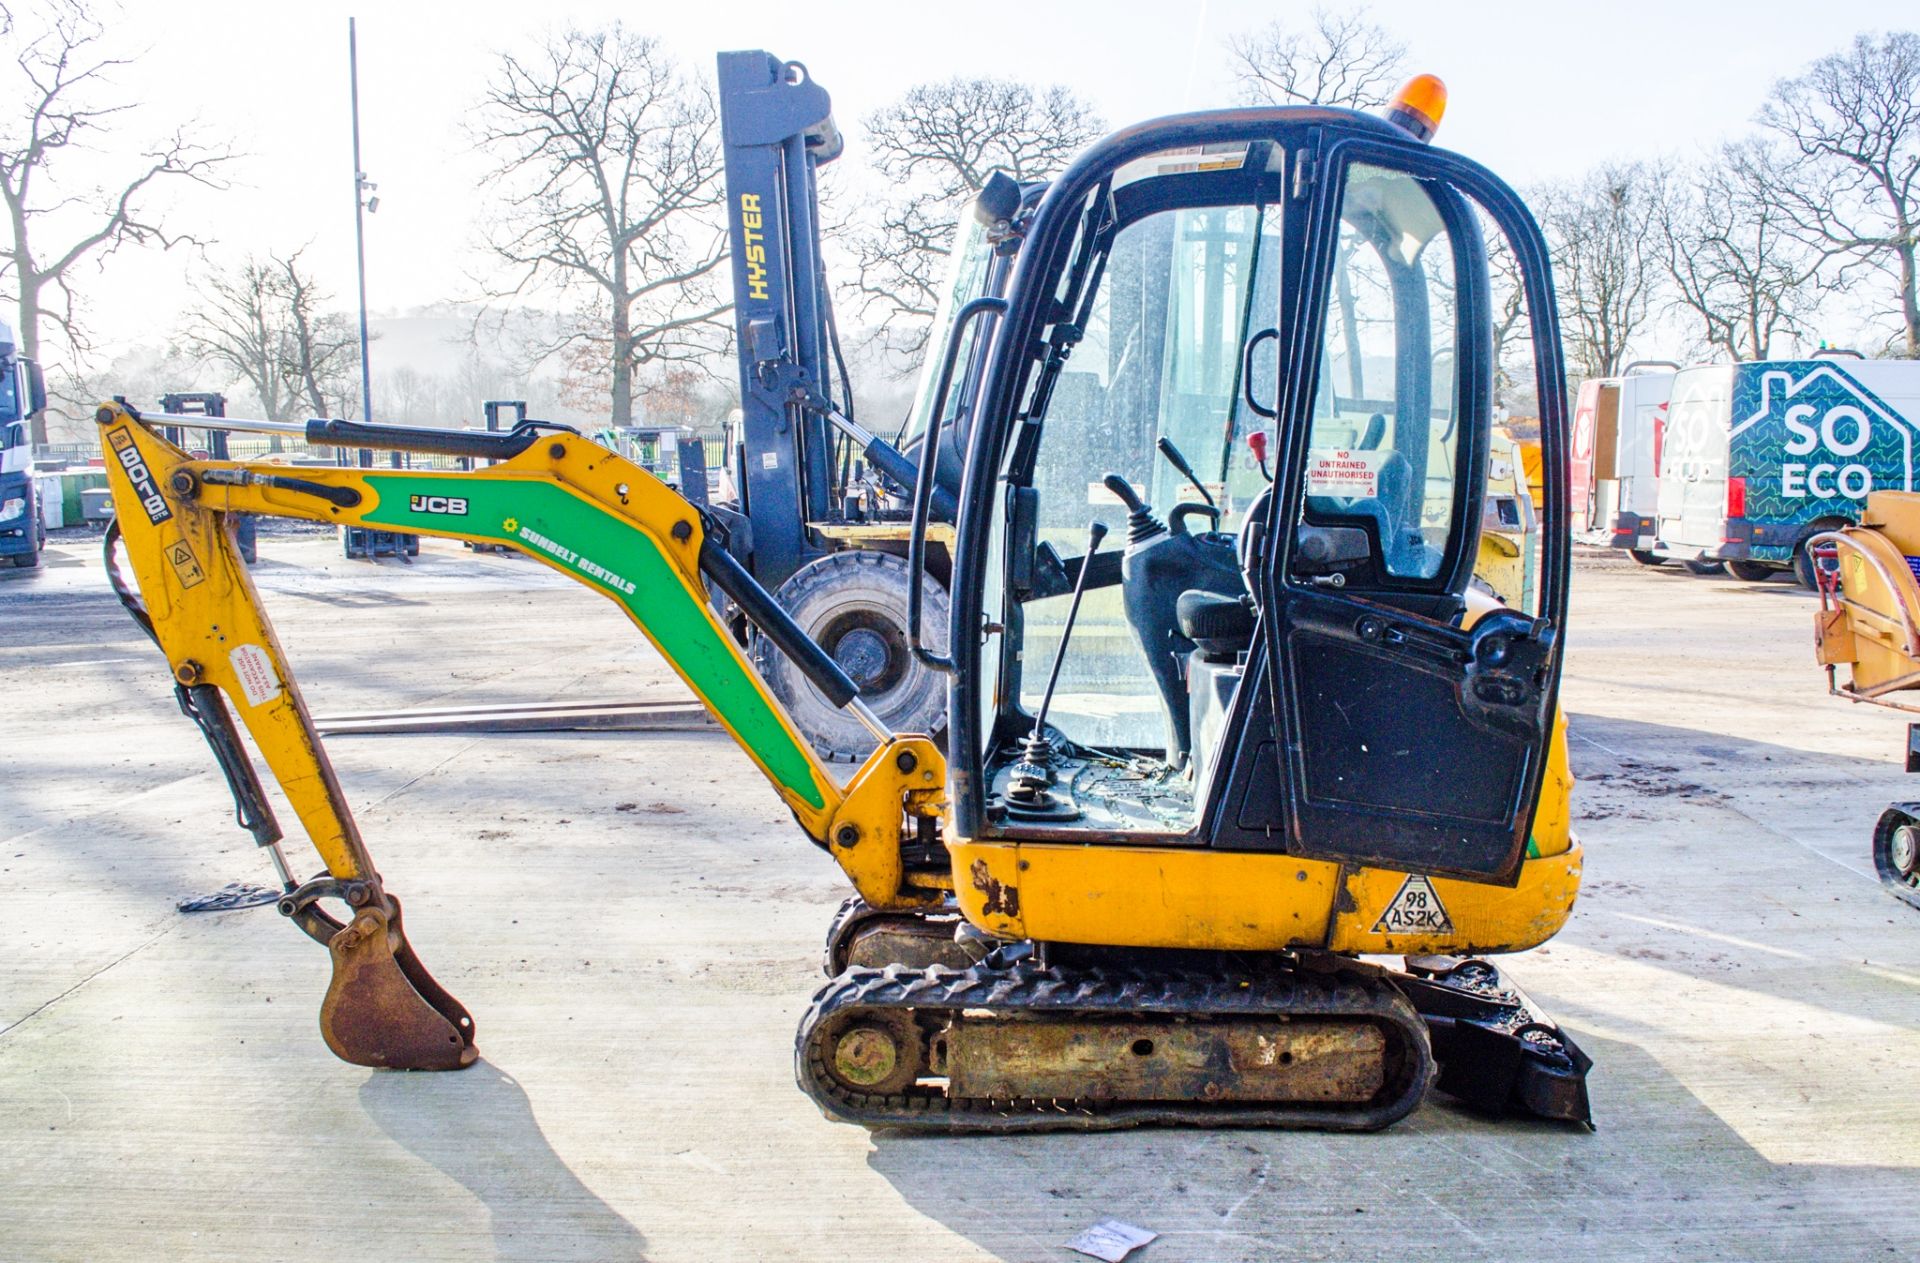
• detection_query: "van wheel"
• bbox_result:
[1726,560,1774,582]
[1683,560,1725,576]
[11,547,40,569]
[1628,550,1665,567]
[1792,521,1848,590]
[1793,542,1831,590]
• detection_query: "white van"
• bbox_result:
[1570,363,1677,558]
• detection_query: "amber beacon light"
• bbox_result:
[1385,74,1447,142]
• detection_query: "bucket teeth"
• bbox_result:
[318,899,476,1070]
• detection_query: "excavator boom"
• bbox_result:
[98,401,946,1068]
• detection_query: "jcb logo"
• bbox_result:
[409,494,468,516]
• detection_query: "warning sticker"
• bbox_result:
[1372,874,1453,936]
[165,539,206,589]
[229,644,282,707]
[1306,448,1385,498]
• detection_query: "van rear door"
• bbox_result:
[1657,366,1735,551]
[1617,372,1674,527]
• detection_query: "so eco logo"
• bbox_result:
[1716,365,1916,503]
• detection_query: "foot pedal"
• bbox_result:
[319,898,476,1070]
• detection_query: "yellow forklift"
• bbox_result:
[98,73,1589,1129]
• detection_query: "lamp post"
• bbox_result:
[349,17,377,443]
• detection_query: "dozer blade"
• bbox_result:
[1398,955,1593,1127]
[319,897,477,1070]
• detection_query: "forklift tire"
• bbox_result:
[756,551,948,764]
[1725,560,1774,582]
[1628,550,1665,567]
[1683,560,1725,576]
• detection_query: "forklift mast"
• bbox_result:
[158,392,256,564]
[716,50,846,590]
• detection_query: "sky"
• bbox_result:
[12,0,1911,378]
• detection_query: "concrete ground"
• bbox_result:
[0,529,1914,1262]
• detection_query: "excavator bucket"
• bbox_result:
[1812,491,1920,701]
[318,898,477,1070]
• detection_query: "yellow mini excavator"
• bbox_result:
[99,69,1591,1130]
[1811,492,1920,910]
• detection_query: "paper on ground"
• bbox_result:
[1064,1219,1158,1261]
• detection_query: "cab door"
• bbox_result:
[1260,137,1569,884]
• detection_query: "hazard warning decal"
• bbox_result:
[165,539,205,589]
[1373,874,1453,936]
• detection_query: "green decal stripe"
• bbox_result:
[1525,835,1541,860]
[362,476,826,810]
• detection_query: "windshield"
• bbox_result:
[0,365,18,431]
[1017,200,1282,748]
[900,214,996,446]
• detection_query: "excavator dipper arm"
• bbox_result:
[97,401,945,1070]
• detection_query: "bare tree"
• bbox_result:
[277,253,358,418]
[1657,143,1824,362]
[1535,163,1664,378]
[1758,31,1920,357]
[0,0,229,441]
[473,26,730,424]
[180,249,358,423]
[1227,5,1409,109]
[853,78,1102,360]
[180,255,301,421]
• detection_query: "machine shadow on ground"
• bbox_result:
[359,1060,650,1263]
[861,1035,1910,1262]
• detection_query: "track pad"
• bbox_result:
[320,901,477,1070]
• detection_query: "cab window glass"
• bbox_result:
[1018,201,1280,748]
[1304,162,1460,580]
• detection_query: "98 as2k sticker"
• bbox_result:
[1373,874,1453,936]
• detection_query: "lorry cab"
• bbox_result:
[1569,363,1675,556]
[0,320,48,569]
[1655,358,1920,585]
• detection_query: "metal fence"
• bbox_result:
[39,427,731,476]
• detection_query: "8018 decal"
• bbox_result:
[107,427,172,525]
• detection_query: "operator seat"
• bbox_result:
[1177,589,1255,660]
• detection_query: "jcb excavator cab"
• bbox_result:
[923,104,1569,886]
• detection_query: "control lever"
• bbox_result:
[1155,436,1215,509]
[1102,473,1164,545]
[1006,520,1108,808]
[1247,431,1273,482]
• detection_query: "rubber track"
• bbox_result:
[795,960,1435,1133]
[819,895,965,976]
